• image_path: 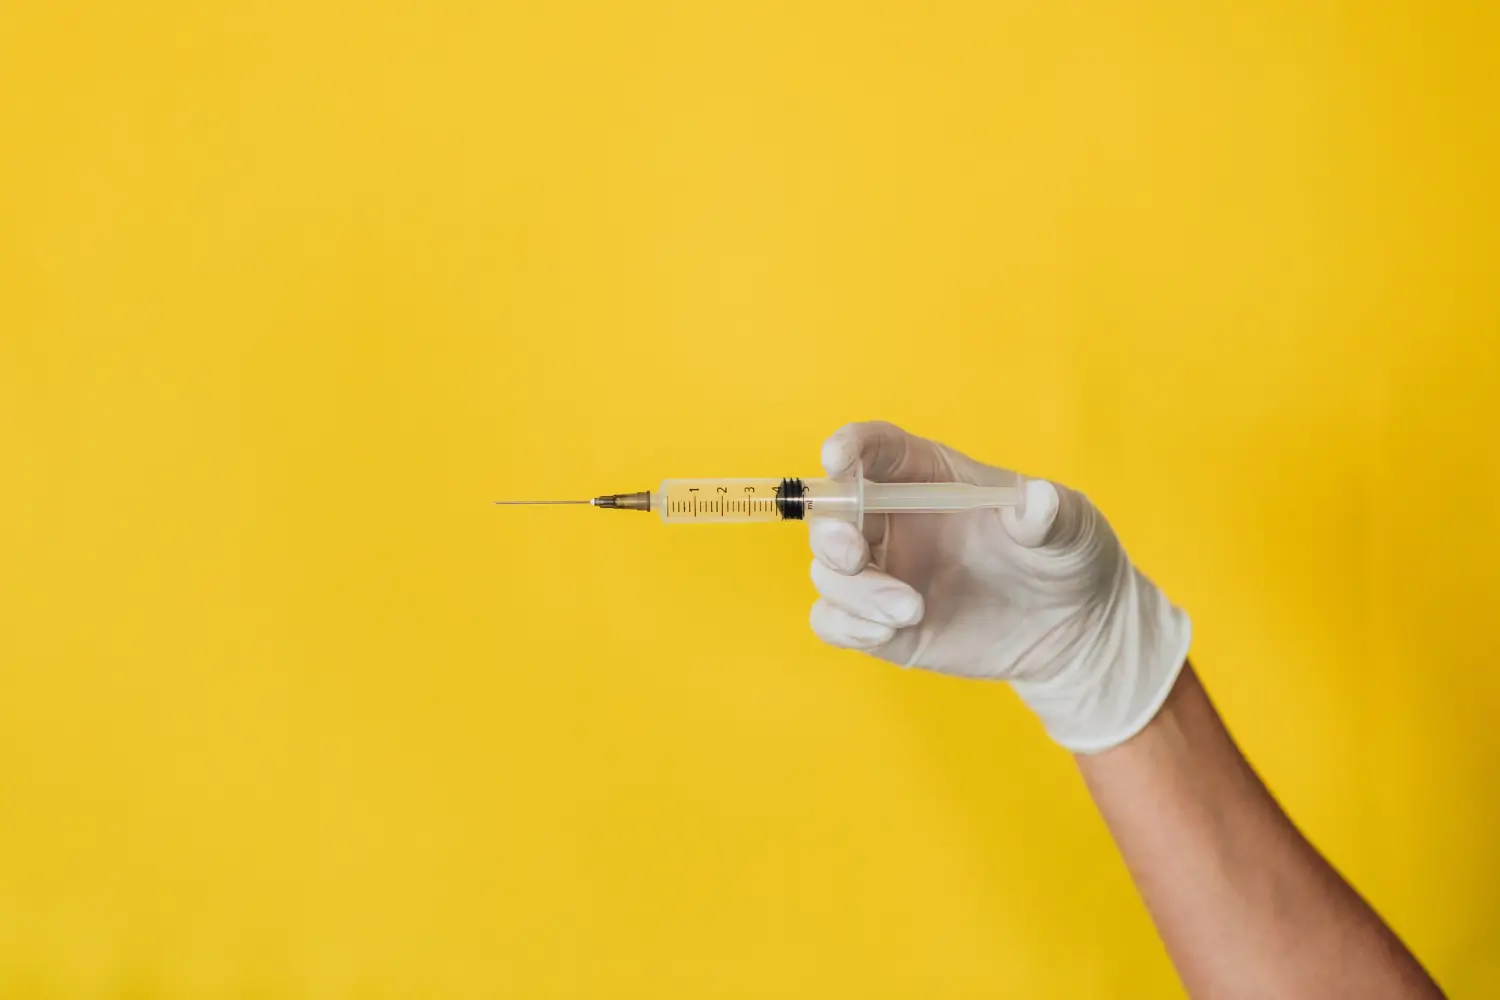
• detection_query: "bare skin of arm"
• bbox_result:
[1077,664,1445,1000]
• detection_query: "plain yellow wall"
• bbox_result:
[2,2,1497,997]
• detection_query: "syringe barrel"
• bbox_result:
[654,468,1024,525]
[654,477,856,524]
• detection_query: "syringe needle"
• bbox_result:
[494,492,653,511]
[493,499,592,505]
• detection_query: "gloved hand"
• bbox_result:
[808,421,1191,753]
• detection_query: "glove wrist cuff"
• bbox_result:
[1011,568,1192,754]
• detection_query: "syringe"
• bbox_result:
[495,462,1025,529]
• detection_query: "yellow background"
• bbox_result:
[2,1,1497,996]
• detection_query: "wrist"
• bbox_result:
[1014,568,1191,754]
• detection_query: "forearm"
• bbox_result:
[1077,664,1443,1000]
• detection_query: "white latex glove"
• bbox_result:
[808,421,1192,754]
